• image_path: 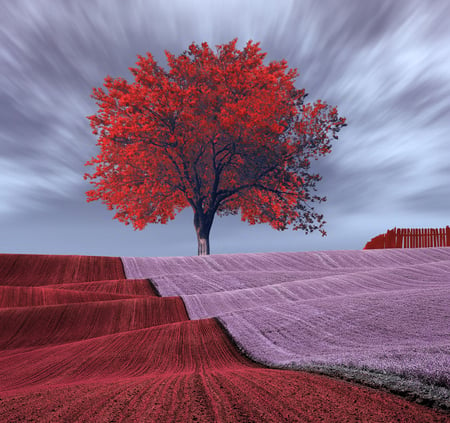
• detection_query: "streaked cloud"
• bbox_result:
[1,0,449,254]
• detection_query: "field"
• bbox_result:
[1,250,449,422]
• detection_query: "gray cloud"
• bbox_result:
[1,0,449,255]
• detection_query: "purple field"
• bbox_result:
[122,247,450,405]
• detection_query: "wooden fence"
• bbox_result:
[363,226,450,249]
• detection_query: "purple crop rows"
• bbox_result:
[122,248,450,389]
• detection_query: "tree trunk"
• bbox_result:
[193,208,213,256]
[197,235,210,256]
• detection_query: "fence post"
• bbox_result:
[447,226,450,247]
[386,228,394,248]
[400,228,404,248]
[385,230,390,248]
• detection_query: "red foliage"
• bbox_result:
[84,38,347,253]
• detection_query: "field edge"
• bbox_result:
[215,316,450,415]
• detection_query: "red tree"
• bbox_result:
[84,39,347,255]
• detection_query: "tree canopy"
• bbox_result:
[84,38,347,255]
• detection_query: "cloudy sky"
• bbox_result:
[1,0,449,257]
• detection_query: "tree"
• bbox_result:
[84,38,347,255]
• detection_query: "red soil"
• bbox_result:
[0,297,189,350]
[0,253,448,422]
[0,285,137,307]
[46,278,159,296]
[0,253,126,286]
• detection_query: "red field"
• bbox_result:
[0,253,448,422]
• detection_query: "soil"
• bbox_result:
[0,253,448,422]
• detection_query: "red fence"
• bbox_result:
[363,226,450,249]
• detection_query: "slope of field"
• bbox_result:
[1,252,448,421]
[122,248,450,288]
[0,253,125,286]
[45,278,159,296]
[122,247,450,410]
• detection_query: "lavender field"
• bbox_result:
[122,248,450,405]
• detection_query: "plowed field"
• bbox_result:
[123,247,450,410]
[1,252,448,422]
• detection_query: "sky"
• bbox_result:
[1,0,450,257]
